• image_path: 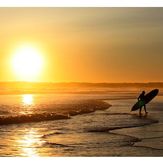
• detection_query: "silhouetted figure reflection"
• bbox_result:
[138,91,148,116]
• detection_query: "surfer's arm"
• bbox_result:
[137,93,143,100]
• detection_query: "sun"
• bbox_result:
[12,44,44,81]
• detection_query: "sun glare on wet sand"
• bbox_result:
[17,128,43,157]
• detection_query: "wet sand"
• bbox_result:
[106,98,163,156]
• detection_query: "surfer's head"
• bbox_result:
[142,91,145,95]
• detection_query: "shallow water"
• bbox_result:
[0,93,163,156]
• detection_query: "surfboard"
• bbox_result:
[131,89,159,111]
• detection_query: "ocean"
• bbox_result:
[0,89,163,156]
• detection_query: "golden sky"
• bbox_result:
[0,8,163,82]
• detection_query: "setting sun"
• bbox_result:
[12,44,44,81]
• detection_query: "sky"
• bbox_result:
[0,8,163,83]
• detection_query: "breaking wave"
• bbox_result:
[0,100,111,125]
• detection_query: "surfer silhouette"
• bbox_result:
[132,89,159,115]
[138,91,148,116]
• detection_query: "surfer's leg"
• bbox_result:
[144,105,148,114]
[139,107,142,116]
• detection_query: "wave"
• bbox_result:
[0,110,10,115]
[0,113,70,125]
[0,100,111,125]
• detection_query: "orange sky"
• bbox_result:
[0,8,163,83]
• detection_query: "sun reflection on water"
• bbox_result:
[17,128,44,157]
[22,94,33,105]
[20,94,34,114]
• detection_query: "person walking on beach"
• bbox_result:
[138,91,148,116]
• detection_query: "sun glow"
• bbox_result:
[12,44,44,81]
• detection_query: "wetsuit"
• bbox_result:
[138,92,147,115]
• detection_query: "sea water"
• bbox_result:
[0,92,163,156]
